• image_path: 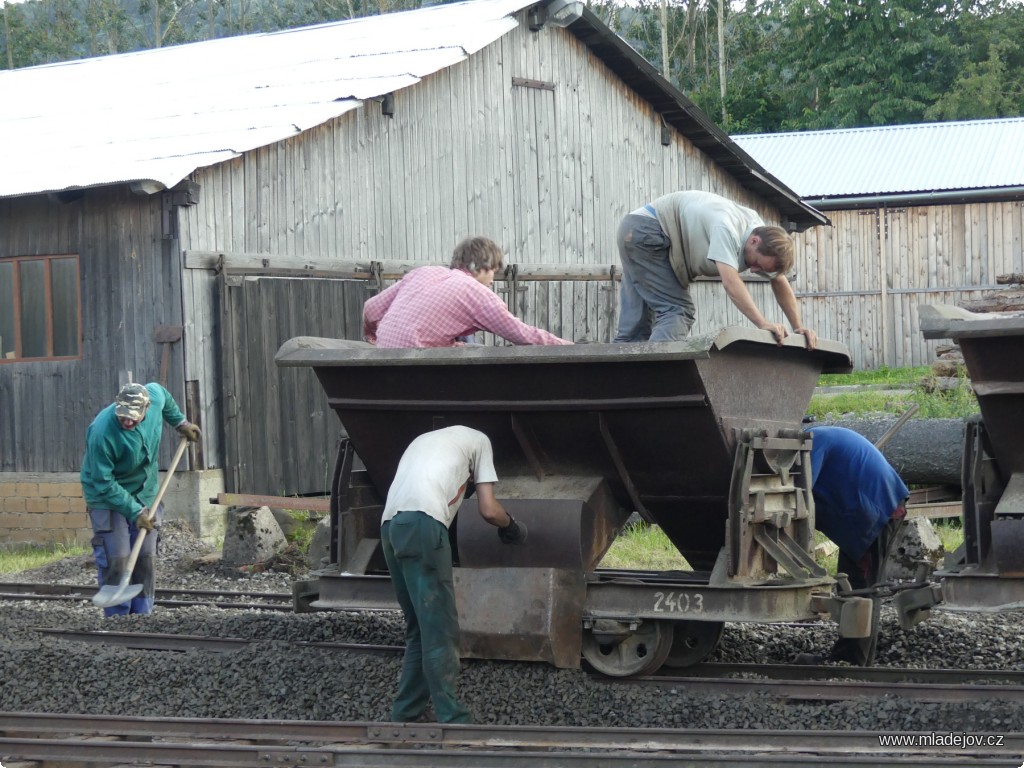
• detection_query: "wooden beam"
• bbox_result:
[209,492,329,513]
[906,502,961,520]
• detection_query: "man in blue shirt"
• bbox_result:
[807,425,910,665]
[80,382,201,616]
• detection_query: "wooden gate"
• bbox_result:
[219,272,367,495]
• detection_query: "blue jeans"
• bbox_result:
[89,505,162,617]
[381,511,471,724]
[614,214,695,342]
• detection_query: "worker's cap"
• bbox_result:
[114,383,151,421]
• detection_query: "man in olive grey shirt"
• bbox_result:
[614,190,816,348]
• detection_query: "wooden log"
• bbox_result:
[814,417,964,486]
[997,273,1024,285]
[958,289,1024,313]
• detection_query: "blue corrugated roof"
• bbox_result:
[733,118,1024,199]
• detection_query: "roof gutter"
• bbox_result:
[805,186,1024,211]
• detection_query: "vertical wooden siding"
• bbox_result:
[791,203,1024,369]
[0,187,186,472]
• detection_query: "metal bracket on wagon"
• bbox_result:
[725,429,824,584]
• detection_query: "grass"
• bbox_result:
[817,366,933,387]
[0,542,89,574]
[599,522,691,570]
[602,520,964,572]
[283,510,317,552]
[808,366,979,420]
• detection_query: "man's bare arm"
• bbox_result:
[718,264,788,345]
[770,276,817,350]
[474,482,512,527]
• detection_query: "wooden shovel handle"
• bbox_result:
[124,436,190,575]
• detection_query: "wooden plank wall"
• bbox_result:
[0,187,187,473]
[792,203,1024,369]
[218,274,364,495]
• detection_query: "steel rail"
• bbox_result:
[33,627,404,654]
[0,713,1019,765]
[620,673,1024,704]
[681,661,1024,686]
[0,581,294,611]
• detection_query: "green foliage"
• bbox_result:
[926,39,1024,120]
[283,509,316,553]
[0,542,88,574]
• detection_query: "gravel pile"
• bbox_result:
[3,520,1024,730]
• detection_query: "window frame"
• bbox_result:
[0,253,83,364]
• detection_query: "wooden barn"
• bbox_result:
[736,118,1024,370]
[0,0,825,545]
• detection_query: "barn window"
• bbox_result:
[0,254,82,362]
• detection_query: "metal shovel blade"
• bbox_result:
[91,577,144,609]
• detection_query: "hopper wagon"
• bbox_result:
[276,328,939,676]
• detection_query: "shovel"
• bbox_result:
[92,436,189,609]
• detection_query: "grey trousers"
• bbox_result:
[614,214,695,342]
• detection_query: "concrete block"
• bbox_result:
[882,517,945,581]
[221,506,288,565]
[161,468,226,548]
[307,515,332,569]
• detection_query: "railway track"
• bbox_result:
[34,626,1024,705]
[0,711,1020,766]
[0,581,294,611]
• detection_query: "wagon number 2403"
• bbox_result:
[653,591,704,613]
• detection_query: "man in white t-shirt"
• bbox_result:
[380,426,527,724]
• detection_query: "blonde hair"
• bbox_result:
[451,236,504,275]
[752,226,794,274]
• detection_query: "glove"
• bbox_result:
[134,508,156,531]
[176,421,202,443]
[497,515,528,545]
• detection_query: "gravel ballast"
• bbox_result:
[4,521,1024,731]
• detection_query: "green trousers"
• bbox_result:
[381,511,472,724]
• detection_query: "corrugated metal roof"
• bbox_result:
[733,118,1024,199]
[0,0,531,198]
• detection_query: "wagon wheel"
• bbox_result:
[662,620,725,669]
[581,620,675,678]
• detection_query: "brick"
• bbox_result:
[0,512,25,528]
[70,497,87,513]
[14,483,38,497]
[0,482,16,495]
[2,497,26,513]
[59,482,84,497]
[46,497,71,514]
[6,529,41,543]
[67,512,89,528]
[38,482,62,498]
[25,497,47,514]
[41,513,71,529]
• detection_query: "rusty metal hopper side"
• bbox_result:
[275,330,851,570]
[652,331,849,567]
[920,305,1024,477]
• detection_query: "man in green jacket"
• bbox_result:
[80,382,201,616]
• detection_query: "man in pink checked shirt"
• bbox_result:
[363,237,573,348]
